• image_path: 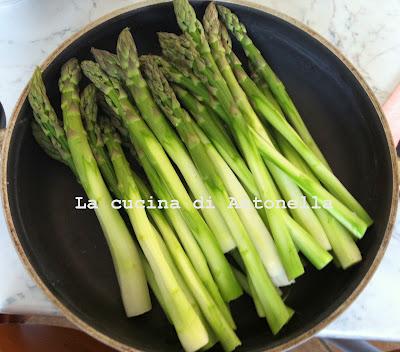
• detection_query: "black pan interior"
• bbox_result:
[6,2,394,351]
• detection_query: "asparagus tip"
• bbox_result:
[117,27,139,70]
[203,2,220,39]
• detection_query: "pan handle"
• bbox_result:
[383,86,400,147]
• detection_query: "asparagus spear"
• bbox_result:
[113,28,237,254]
[173,0,221,75]
[80,84,119,197]
[28,68,76,174]
[81,60,242,302]
[100,119,209,352]
[217,4,329,167]
[91,48,124,79]
[53,59,151,317]
[159,28,303,281]
[217,5,372,228]
[141,255,172,324]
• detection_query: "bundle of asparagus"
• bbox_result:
[27,1,371,351]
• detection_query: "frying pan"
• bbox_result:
[1,1,398,351]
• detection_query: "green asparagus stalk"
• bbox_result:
[212,8,332,251]
[81,60,242,302]
[217,4,329,167]
[91,48,124,79]
[114,28,238,254]
[158,31,304,281]
[55,59,151,317]
[276,135,362,269]
[217,5,372,229]
[100,120,209,352]
[141,255,172,324]
[80,84,119,197]
[173,0,221,75]
[249,64,361,267]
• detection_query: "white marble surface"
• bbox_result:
[0,0,400,341]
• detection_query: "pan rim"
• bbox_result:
[1,0,398,351]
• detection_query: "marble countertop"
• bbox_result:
[1,0,400,341]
